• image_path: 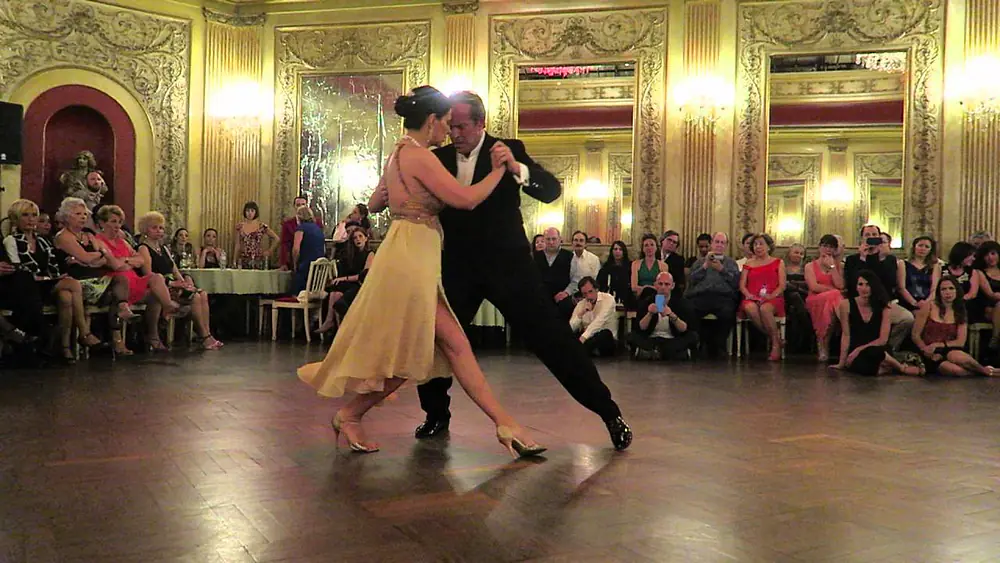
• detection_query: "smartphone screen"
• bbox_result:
[866,237,883,246]
[655,294,666,313]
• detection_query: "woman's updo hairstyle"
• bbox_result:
[394,85,451,130]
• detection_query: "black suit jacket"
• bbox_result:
[434,134,561,253]
[534,248,573,298]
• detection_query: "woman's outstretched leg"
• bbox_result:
[432,297,543,456]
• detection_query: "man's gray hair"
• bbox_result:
[449,91,486,124]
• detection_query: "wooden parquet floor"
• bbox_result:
[2,342,1000,562]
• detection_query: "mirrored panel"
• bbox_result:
[766,51,906,248]
[514,62,635,245]
[299,72,403,239]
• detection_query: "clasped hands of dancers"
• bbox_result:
[298,85,632,459]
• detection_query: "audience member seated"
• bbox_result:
[805,234,845,362]
[137,212,223,351]
[291,206,327,294]
[4,199,102,363]
[898,236,941,311]
[570,276,617,357]
[597,240,633,309]
[170,228,195,269]
[945,241,986,322]
[684,232,712,272]
[973,241,1000,352]
[843,224,913,351]
[331,203,370,259]
[969,230,993,249]
[567,230,600,298]
[279,195,325,271]
[94,204,178,355]
[0,222,44,350]
[535,227,574,319]
[235,201,278,269]
[782,243,811,353]
[833,270,922,376]
[318,226,374,334]
[658,230,686,299]
[198,228,226,269]
[532,234,544,253]
[736,233,754,269]
[631,233,667,303]
[629,272,698,360]
[54,198,135,355]
[912,276,996,376]
[685,231,740,357]
[740,233,786,361]
[36,212,53,242]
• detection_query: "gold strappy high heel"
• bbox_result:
[331,412,379,453]
[496,426,547,459]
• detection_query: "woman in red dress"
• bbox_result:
[94,205,178,354]
[740,233,786,360]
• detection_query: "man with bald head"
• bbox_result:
[629,272,699,360]
[414,91,632,451]
[685,231,741,357]
[535,227,575,318]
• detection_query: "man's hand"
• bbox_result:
[660,305,673,318]
[647,303,658,314]
[0,262,15,277]
[279,265,289,272]
[554,291,569,302]
[579,335,586,343]
[491,142,519,175]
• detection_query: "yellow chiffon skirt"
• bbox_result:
[298,219,455,397]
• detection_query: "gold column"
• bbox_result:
[202,10,264,258]
[960,0,1000,240]
[443,1,477,86]
[680,1,721,255]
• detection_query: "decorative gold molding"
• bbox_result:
[203,7,265,27]
[854,151,904,233]
[272,20,430,224]
[735,0,944,243]
[518,77,634,108]
[770,69,905,104]
[0,0,192,223]
[488,7,667,244]
[442,0,478,15]
[767,153,821,243]
[608,152,633,243]
[529,154,579,233]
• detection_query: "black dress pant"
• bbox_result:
[417,247,622,422]
[688,293,737,353]
[846,345,889,376]
[0,271,45,337]
[582,329,616,357]
[628,331,699,360]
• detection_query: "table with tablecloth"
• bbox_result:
[183,269,293,336]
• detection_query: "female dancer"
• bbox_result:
[298,86,545,458]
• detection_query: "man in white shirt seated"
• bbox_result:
[628,272,699,360]
[570,276,618,357]
[567,230,601,298]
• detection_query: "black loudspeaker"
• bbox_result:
[0,101,24,165]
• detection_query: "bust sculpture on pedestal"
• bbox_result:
[60,150,108,212]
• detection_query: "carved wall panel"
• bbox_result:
[735,0,944,243]
[0,0,191,223]
[518,78,634,108]
[272,21,430,223]
[770,70,905,103]
[854,152,904,236]
[767,153,821,244]
[525,154,579,237]
[488,8,667,243]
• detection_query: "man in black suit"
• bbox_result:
[414,91,632,451]
[534,227,575,319]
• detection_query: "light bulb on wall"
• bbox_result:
[538,210,564,230]
[675,74,734,130]
[820,178,852,204]
[577,179,609,201]
[441,75,474,96]
[954,54,1000,122]
[208,79,266,133]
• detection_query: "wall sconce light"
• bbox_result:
[956,55,1000,123]
[674,75,733,130]
[538,210,564,229]
[820,178,852,205]
[208,79,266,134]
[577,178,609,201]
[620,211,633,227]
[441,75,475,96]
[776,216,804,235]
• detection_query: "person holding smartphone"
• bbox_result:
[628,272,698,360]
[843,224,914,351]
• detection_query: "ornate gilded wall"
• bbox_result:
[0,0,191,223]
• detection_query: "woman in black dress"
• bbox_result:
[317,226,374,334]
[597,240,633,309]
[833,269,922,376]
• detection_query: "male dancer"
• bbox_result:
[416,91,632,451]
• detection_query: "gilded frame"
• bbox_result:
[767,153,822,245]
[272,20,430,222]
[735,0,944,244]
[488,7,668,245]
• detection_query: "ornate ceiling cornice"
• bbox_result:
[203,7,265,26]
[442,0,478,14]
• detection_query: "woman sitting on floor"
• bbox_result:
[4,199,103,363]
[833,269,922,376]
[318,225,374,334]
[912,275,996,376]
[136,212,223,351]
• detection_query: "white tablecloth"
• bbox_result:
[184,269,292,295]
[472,300,505,327]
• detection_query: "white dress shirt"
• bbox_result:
[570,292,618,341]
[456,133,530,187]
[566,249,601,294]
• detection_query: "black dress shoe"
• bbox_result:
[605,416,632,451]
[414,418,450,439]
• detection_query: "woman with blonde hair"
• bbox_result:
[137,212,223,350]
[291,205,326,294]
[4,199,104,362]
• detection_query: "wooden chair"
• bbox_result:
[271,258,336,343]
[968,322,994,361]
[735,316,787,358]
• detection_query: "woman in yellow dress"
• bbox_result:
[298,86,545,458]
